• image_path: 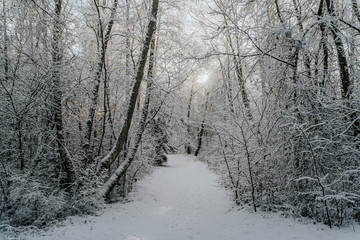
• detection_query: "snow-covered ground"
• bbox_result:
[3,155,359,240]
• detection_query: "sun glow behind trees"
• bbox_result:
[197,72,210,84]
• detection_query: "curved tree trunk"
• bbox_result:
[101,31,157,198]
[97,0,159,174]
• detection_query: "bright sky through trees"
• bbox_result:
[197,72,210,84]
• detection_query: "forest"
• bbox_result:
[0,0,359,231]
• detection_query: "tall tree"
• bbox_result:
[83,0,119,166]
[102,33,157,198]
[97,0,159,174]
[51,0,76,187]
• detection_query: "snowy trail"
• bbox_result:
[21,155,358,240]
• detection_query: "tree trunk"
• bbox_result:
[101,32,157,198]
[186,84,195,154]
[83,0,118,166]
[240,126,256,212]
[194,92,209,157]
[223,18,252,119]
[324,0,351,99]
[97,0,159,174]
[52,0,76,187]
[2,0,9,83]
[217,56,234,113]
[317,0,329,91]
[1,0,25,172]
[351,0,360,23]
[323,0,360,135]
[194,121,205,157]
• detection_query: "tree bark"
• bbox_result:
[217,56,234,113]
[240,126,256,212]
[2,0,9,83]
[186,84,195,154]
[97,0,159,173]
[83,0,118,166]
[194,92,209,157]
[323,0,359,135]
[101,33,157,198]
[351,0,360,23]
[324,0,351,98]
[52,0,76,186]
[194,121,205,157]
[317,0,329,91]
[1,0,25,172]
[274,0,285,24]
[223,17,252,119]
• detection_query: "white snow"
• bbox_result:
[5,155,360,240]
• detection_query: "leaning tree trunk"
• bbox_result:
[97,0,159,174]
[83,0,118,166]
[101,32,157,198]
[52,0,76,187]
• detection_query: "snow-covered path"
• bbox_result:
[21,155,359,240]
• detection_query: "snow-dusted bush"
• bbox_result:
[5,175,66,227]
